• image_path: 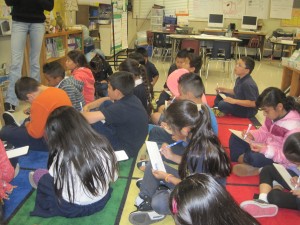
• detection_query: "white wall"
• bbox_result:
[0,35,11,69]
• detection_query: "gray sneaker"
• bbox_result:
[129,210,165,225]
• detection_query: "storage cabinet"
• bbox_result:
[151,8,164,31]
[281,66,300,97]
[76,5,101,50]
[23,30,83,85]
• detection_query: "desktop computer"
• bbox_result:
[207,14,224,30]
[240,15,257,31]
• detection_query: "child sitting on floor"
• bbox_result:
[0,140,15,204]
[43,61,85,111]
[170,174,259,225]
[29,106,118,218]
[66,50,95,104]
[214,56,258,118]
[230,87,300,177]
[240,132,300,218]
[119,58,154,116]
[129,100,231,224]
[82,71,148,158]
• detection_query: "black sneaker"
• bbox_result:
[4,103,16,112]
[3,111,20,126]
[129,211,165,225]
[136,178,143,189]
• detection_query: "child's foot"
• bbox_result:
[14,163,20,178]
[29,172,37,189]
[232,164,260,176]
[240,199,278,218]
[136,160,148,172]
[3,111,20,126]
[129,195,165,225]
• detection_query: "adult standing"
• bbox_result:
[4,0,54,112]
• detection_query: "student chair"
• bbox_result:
[205,41,234,81]
[180,39,200,55]
[244,36,262,61]
[151,33,172,62]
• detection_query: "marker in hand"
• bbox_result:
[160,140,183,151]
[243,124,252,140]
[294,176,300,190]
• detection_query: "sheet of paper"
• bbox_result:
[115,150,129,161]
[229,129,244,140]
[219,93,227,99]
[273,163,294,190]
[145,141,166,172]
[6,145,29,159]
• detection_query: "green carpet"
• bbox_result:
[8,159,134,225]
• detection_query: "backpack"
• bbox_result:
[89,53,113,82]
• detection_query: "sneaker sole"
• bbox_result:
[3,111,20,126]
[129,211,165,225]
[232,164,259,177]
[240,200,278,218]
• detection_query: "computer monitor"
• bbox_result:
[208,14,224,28]
[241,16,257,30]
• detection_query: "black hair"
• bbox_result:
[256,87,300,113]
[186,53,202,73]
[170,173,259,225]
[45,106,118,203]
[43,61,65,79]
[67,50,89,68]
[108,71,135,96]
[176,49,189,59]
[128,52,146,65]
[119,58,154,114]
[15,77,40,101]
[283,132,300,163]
[178,73,205,98]
[135,47,148,58]
[164,100,231,179]
[241,56,255,74]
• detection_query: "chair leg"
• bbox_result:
[206,61,210,79]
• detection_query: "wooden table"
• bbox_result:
[281,66,300,97]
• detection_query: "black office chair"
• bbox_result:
[151,32,172,62]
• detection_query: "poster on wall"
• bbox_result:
[281,9,300,27]
[222,0,246,19]
[270,0,293,19]
[245,0,269,19]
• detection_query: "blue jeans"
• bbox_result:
[214,95,257,118]
[6,21,45,106]
[229,134,273,168]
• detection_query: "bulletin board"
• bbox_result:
[191,0,268,19]
[281,0,300,27]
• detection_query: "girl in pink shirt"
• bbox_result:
[66,50,95,104]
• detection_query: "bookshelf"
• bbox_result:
[23,30,83,84]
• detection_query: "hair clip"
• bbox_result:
[196,103,202,112]
[172,198,178,214]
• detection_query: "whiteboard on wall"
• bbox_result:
[191,0,222,19]
[245,0,270,19]
[270,0,293,19]
[78,0,111,5]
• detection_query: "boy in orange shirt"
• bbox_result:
[0,77,72,151]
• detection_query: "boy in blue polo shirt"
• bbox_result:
[82,71,148,158]
[214,56,258,118]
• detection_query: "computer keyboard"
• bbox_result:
[204,28,225,31]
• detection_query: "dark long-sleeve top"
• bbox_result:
[5,0,54,23]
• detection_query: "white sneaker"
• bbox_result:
[28,171,37,189]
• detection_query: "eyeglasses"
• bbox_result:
[235,63,247,69]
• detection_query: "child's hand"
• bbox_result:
[160,143,174,160]
[291,176,300,188]
[152,170,168,180]
[223,97,236,104]
[242,130,254,140]
[291,189,300,198]
[83,105,90,112]
[250,142,266,152]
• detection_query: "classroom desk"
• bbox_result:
[270,40,296,59]
[200,29,267,56]
[168,34,241,63]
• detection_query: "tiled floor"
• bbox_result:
[10,57,283,126]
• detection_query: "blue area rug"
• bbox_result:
[19,150,48,169]
[3,150,48,220]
